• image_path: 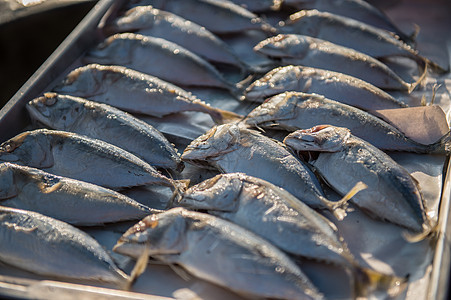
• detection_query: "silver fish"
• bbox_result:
[254,34,423,92]
[0,129,176,190]
[52,64,239,124]
[278,10,445,72]
[244,65,408,111]
[85,33,236,92]
[113,207,323,300]
[284,125,430,232]
[181,123,344,214]
[244,92,451,154]
[27,93,183,171]
[127,0,276,34]
[0,206,128,284]
[109,6,248,69]
[179,173,403,297]
[283,0,413,42]
[0,162,159,226]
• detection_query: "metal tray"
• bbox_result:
[0,0,450,299]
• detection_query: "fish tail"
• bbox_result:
[353,266,408,298]
[122,242,150,291]
[402,221,439,243]
[407,56,428,93]
[167,179,191,208]
[422,55,449,74]
[322,181,368,220]
[211,108,244,124]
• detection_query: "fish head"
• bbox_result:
[244,66,301,102]
[27,93,84,130]
[53,65,105,97]
[284,125,351,152]
[113,208,188,258]
[179,173,245,211]
[181,123,241,164]
[0,163,18,199]
[0,130,54,168]
[85,34,135,65]
[245,92,302,127]
[254,34,310,59]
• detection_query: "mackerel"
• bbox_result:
[254,34,424,91]
[244,92,451,154]
[0,206,128,284]
[53,64,239,124]
[244,65,408,110]
[284,125,430,232]
[85,33,236,92]
[0,129,176,190]
[109,6,248,69]
[113,207,323,299]
[127,0,276,34]
[181,123,348,215]
[0,163,159,226]
[27,93,183,171]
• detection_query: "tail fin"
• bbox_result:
[209,108,244,124]
[407,57,428,93]
[354,266,407,298]
[167,179,191,209]
[320,181,368,220]
[123,243,150,291]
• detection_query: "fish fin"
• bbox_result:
[123,243,150,291]
[167,179,191,208]
[321,182,368,221]
[402,221,439,243]
[409,24,420,42]
[354,266,408,298]
[236,74,258,97]
[407,57,428,93]
[210,108,244,124]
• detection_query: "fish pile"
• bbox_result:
[0,0,449,299]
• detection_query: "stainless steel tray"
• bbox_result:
[0,0,450,299]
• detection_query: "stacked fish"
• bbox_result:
[0,0,449,299]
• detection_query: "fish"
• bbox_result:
[52,64,240,124]
[228,0,282,12]
[27,93,183,171]
[283,125,430,233]
[278,10,445,72]
[181,122,350,216]
[0,129,179,191]
[282,0,414,43]
[85,33,237,92]
[0,162,160,226]
[179,173,403,297]
[244,65,408,111]
[254,34,425,92]
[0,206,128,284]
[127,0,276,34]
[108,6,249,70]
[244,92,451,154]
[113,207,323,300]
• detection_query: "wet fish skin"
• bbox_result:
[283,0,412,42]
[113,207,323,300]
[0,129,174,190]
[0,162,160,226]
[244,65,408,111]
[181,123,330,210]
[128,0,276,34]
[85,33,236,92]
[179,172,351,266]
[110,6,248,69]
[0,206,128,283]
[27,93,183,171]
[278,10,417,60]
[284,125,428,232]
[244,92,450,153]
[254,34,415,91]
[52,64,237,124]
